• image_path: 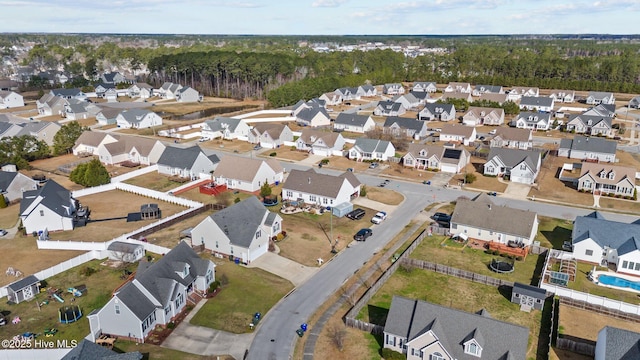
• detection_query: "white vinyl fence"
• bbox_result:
[541,283,640,315]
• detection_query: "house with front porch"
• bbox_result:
[383,116,428,139]
[248,123,293,149]
[577,163,636,197]
[519,96,555,113]
[335,87,360,101]
[213,156,283,192]
[439,124,476,146]
[558,135,617,162]
[374,101,406,117]
[450,193,539,247]
[412,82,437,93]
[418,103,456,121]
[282,168,360,208]
[548,90,575,103]
[94,83,116,99]
[507,86,539,101]
[402,143,470,174]
[156,82,183,99]
[462,107,505,126]
[383,295,529,360]
[444,82,471,93]
[565,114,613,137]
[36,93,68,116]
[296,107,331,128]
[0,170,38,203]
[383,83,405,95]
[201,117,251,140]
[586,91,615,105]
[319,92,343,106]
[96,108,121,126]
[334,113,376,133]
[472,85,504,96]
[484,148,541,184]
[20,180,78,233]
[87,241,215,343]
[582,104,616,118]
[0,91,24,109]
[191,196,282,263]
[95,134,166,166]
[295,129,345,156]
[348,138,395,162]
[358,85,377,97]
[127,83,154,99]
[116,109,162,129]
[489,127,533,150]
[513,112,552,131]
[157,146,220,180]
[51,88,87,101]
[392,93,421,110]
[572,212,640,275]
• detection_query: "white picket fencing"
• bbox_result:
[541,282,640,315]
[110,164,158,183]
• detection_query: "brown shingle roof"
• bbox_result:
[73,131,110,149]
[299,129,340,147]
[441,123,475,137]
[579,163,636,186]
[283,168,357,199]
[493,127,532,143]
[214,156,282,182]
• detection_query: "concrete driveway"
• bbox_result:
[247,252,318,286]
[298,154,326,166]
[503,182,532,199]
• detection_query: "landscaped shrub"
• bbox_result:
[320,158,330,164]
[81,267,97,277]
[578,189,585,193]
[269,152,277,157]
[464,173,477,184]
[381,348,407,360]
[167,322,175,329]
[209,281,221,293]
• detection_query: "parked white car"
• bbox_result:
[371,211,387,224]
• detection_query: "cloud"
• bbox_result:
[312,0,348,7]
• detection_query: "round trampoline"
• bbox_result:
[263,198,279,207]
[59,305,83,324]
[489,259,514,274]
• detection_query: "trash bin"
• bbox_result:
[296,329,304,337]
[234,258,240,265]
[301,323,308,332]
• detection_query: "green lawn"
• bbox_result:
[189,261,293,333]
[358,268,544,360]
[409,235,542,286]
[564,262,640,304]
[122,172,183,192]
[537,216,573,249]
[114,340,215,360]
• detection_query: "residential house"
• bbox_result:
[439,124,477,146]
[513,112,552,131]
[36,93,68,116]
[383,295,529,360]
[358,84,377,97]
[462,107,505,126]
[444,82,472,93]
[93,134,166,166]
[472,85,504,96]
[87,242,215,342]
[191,196,282,263]
[507,86,540,101]
[450,193,539,246]
[402,143,470,174]
[558,135,617,162]
[61,339,142,360]
[73,131,119,157]
[383,83,405,95]
[411,82,437,93]
[583,104,616,118]
[409,91,430,104]
[157,82,183,99]
[348,138,395,162]
[20,180,78,233]
[548,90,576,103]
[577,162,636,197]
[107,241,145,263]
[295,129,345,156]
[489,127,533,150]
[484,148,541,184]
[511,283,547,311]
[565,114,613,136]
[572,212,640,275]
[64,99,100,120]
[418,103,456,121]
[0,113,26,124]
[213,156,284,192]
[0,121,22,140]
[248,123,294,149]
[586,91,615,105]
[392,93,421,110]
[282,168,360,207]
[99,72,127,84]
[201,117,251,140]
[6,275,41,305]
[0,80,19,91]
[94,83,116,99]
[335,87,360,101]
[479,92,508,105]
[296,107,331,128]
[0,91,24,108]
[629,96,640,109]
[291,98,326,116]
[519,96,555,113]
[0,170,38,203]
[374,101,406,117]
[319,92,343,106]
[116,109,162,129]
[383,116,428,138]
[176,86,201,103]
[595,326,640,360]
[96,108,121,126]
[127,83,154,99]
[15,121,61,146]
[334,113,376,133]
[441,91,473,103]
[51,88,87,101]
[157,146,220,180]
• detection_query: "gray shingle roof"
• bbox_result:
[297,107,329,122]
[474,85,503,93]
[209,196,266,248]
[588,91,614,100]
[283,168,358,199]
[515,112,551,126]
[353,138,392,153]
[598,326,640,360]
[158,145,219,169]
[107,241,143,253]
[520,96,553,108]
[573,212,640,255]
[20,180,74,218]
[51,88,83,97]
[451,193,537,238]
[115,282,157,321]
[214,156,283,182]
[384,296,528,360]
[335,113,371,126]
[570,114,613,128]
[375,101,403,113]
[204,117,244,132]
[118,109,155,124]
[559,135,617,155]
[422,103,454,115]
[7,275,39,292]
[61,339,143,360]
[383,116,424,132]
[513,282,547,299]
[487,147,541,170]
[0,171,17,191]
[583,104,616,117]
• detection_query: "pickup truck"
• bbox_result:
[371,211,387,224]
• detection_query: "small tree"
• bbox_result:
[360,185,367,197]
[464,173,477,184]
[0,195,6,209]
[260,179,272,199]
[53,121,88,155]
[69,159,110,187]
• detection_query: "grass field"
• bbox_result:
[0,203,20,228]
[565,262,640,304]
[381,163,436,183]
[122,172,184,192]
[559,303,640,342]
[189,260,293,333]
[365,187,404,206]
[537,216,573,249]
[261,147,309,162]
[114,341,215,360]
[451,160,508,192]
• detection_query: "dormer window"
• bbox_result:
[465,341,482,357]
[430,352,445,360]
[183,265,188,277]
[587,120,592,126]
[600,171,606,179]
[609,171,615,180]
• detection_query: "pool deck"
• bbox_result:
[593,270,640,294]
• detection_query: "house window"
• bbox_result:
[630,262,635,270]
[215,241,219,248]
[230,247,234,254]
[286,191,293,198]
[309,195,317,202]
[115,305,120,315]
[406,159,413,165]
[478,229,481,236]
[520,164,526,170]
[430,353,445,360]
[40,210,44,216]
[623,261,629,269]
[452,224,457,230]
[585,249,593,256]
[165,306,171,315]
[466,342,481,356]
[636,263,640,271]
[256,230,261,239]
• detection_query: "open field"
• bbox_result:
[451,160,509,193]
[189,258,293,334]
[365,187,404,205]
[199,138,256,153]
[380,162,436,183]
[0,104,37,114]
[537,216,573,249]
[558,303,640,341]
[409,235,542,285]
[0,259,136,342]
[151,98,264,117]
[320,156,370,173]
[261,146,309,162]
[49,190,187,242]
[122,172,184,193]
[358,269,545,359]
[313,320,382,360]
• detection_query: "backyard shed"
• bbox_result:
[7,275,40,304]
[140,203,160,220]
[332,202,353,218]
[511,282,547,311]
[107,241,145,263]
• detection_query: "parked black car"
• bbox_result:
[431,212,451,223]
[346,208,366,220]
[354,228,373,241]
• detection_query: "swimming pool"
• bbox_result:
[598,274,640,292]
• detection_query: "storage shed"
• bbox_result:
[332,202,353,218]
[511,282,547,311]
[7,275,40,304]
[107,241,145,263]
[140,203,160,220]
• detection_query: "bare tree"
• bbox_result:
[328,323,347,351]
[365,127,409,152]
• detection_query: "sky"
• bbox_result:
[1,0,639,35]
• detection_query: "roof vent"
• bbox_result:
[488,204,492,210]
[308,177,311,185]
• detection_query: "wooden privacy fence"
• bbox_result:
[556,336,595,357]
[400,258,514,288]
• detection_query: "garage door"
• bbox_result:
[249,244,268,262]
[510,176,532,184]
[440,163,458,174]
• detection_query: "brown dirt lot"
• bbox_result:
[262,147,310,162]
[365,187,404,206]
[559,304,640,341]
[151,97,264,116]
[0,204,20,229]
[321,156,370,173]
[123,171,185,192]
[144,211,212,249]
[199,138,255,153]
[48,190,188,242]
[381,162,436,182]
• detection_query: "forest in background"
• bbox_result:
[3,34,640,107]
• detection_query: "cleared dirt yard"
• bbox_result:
[381,162,436,183]
[365,187,404,206]
[559,304,640,341]
[49,190,188,242]
[199,138,255,153]
[262,147,310,162]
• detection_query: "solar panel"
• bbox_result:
[443,149,462,159]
